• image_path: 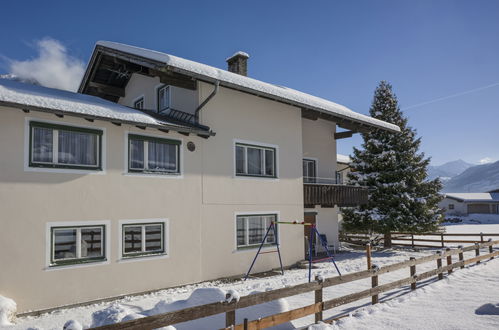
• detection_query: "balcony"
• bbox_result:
[303,177,368,208]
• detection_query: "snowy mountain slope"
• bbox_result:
[442,160,499,192]
[428,159,473,181]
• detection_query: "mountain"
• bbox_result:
[442,160,499,192]
[428,159,473,181]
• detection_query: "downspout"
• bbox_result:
[195,80,219,118]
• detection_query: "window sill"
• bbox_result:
[26,166,105,175]
[124,172,183,179]
[45,258,108,271]
[118,253,169,263]
[233,175,279,182]
[233,244,278,254]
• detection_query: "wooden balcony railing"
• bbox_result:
[304,183,368,207]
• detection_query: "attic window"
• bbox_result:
[157,85,171,113]
[448,204,454,210]
[133,97,144,110]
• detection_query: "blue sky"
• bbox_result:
[1,0,498,165]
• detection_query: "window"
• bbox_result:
[133,97,144,110]
[122,223,165,257]
[448,204,454,210]
[51,225,105,266]
[235,143,276,178]
[30,121,102,170]
[335,171,343,184]
[157,85,171,113]
[236,214,277,249]
[128,134,181,174]
[303,159,316,183]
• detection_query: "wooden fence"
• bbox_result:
[341,232,499,248]
[91,239,499,330]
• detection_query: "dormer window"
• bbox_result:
[157,85,171,113]
[133,97,144,110]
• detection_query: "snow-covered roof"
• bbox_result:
[0,78,212,135]
[337,154,351,164]
[92,41,400,133]
[444,193,499,202]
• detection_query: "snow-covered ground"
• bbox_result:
[3,223,499,329]
[322,257,499,330]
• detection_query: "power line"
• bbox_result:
[402,82,499,110]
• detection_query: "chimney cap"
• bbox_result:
[226,51,250,62]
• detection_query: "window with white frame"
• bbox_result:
[128,134,180,174]
[236,214,277,249]
[133,97,144,110]
[50,225,105,266]
[303,159,316,183]
[235,143,276,178]
[30,121,102,170]
[157,85,171,113]
[122,223,165,257]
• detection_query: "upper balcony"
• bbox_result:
[303,177,368,208]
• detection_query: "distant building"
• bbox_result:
[336,154,351,184]
[440,193,499,216]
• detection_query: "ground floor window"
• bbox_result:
[236,214,277,249]
[122,222,165,258]
[51,225,105,266]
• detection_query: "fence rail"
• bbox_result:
[341,231,499,248]
[91,239,499,330]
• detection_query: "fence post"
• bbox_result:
[446,248,452,275]
[366,243,372,270]
[441,233,445,248]
[480,232,484,244]
[226,310,235,328]
[371,264,379,304]
[410,257,416,290]
[225,293,236,328]
[436,251,443,280]
[314,275,323,323]
[244,318,248,330]
[458,245,464,269]
[411,234,415,249]
[475,243,481,265]
[488,238,494,260]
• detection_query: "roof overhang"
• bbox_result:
[0,100,215,138]
[79,44,400,134]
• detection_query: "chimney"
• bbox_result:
[226,51,249,76]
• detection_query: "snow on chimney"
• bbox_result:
[226,51,249,76]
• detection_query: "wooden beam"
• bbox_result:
[301,108,319,120]
[88,81,126,98]
[153,68,197,90]
[334,130,355,140]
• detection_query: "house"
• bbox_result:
[440,193,499,216]
[0,41,399,313]
[336,154,351,184]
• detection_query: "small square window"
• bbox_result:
[133,97,144,110]
[122,223,166,258]
[51,225,105,266]
[448,204,455,210]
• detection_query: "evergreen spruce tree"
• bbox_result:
[342,81,443,247]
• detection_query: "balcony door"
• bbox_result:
[303,158,317,183]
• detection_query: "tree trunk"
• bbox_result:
[383,232,392,248]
